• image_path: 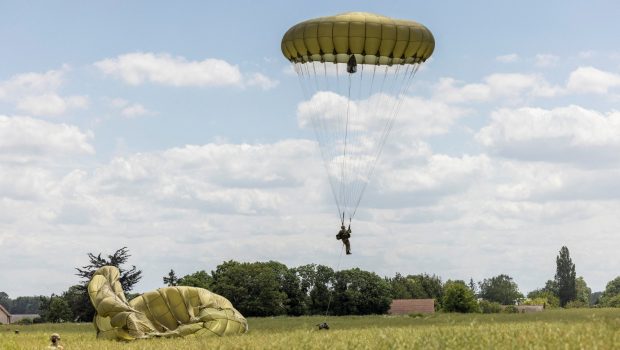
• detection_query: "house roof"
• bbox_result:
[0,304,10,317]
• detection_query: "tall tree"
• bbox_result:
[71,247,142,322]
[575,277,591,305]
[76,247,142,291]
[555,246,577,307]
[163,269,179,286]
[478,274,523,305]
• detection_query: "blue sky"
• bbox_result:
[1,1,620,297]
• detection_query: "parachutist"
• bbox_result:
[347,55,357,74]
[317,322,330,330]
[336,224,352,255]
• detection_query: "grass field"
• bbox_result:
[2,308,620,349]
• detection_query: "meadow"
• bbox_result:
[2,308,619,349]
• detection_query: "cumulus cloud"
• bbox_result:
[298,91,468,138]
[566,66,620,94]
[95,52,278,90]
[0,68,89,116]
[0,115,94,162]
[434,73,562,104]
[476,105,620,164]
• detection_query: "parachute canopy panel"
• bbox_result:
[281,12,435,65]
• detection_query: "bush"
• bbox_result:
[15,318,33,325]
[479,300,502,314]
[502,305,518,313]
[442,281,479,313]
[565,300,589,309]
[600,294,620,307]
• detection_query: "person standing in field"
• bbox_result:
[47,333,64,349]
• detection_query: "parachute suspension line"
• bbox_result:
[301,62,344,219]
[341,72,353,219]
[351,64,421,218]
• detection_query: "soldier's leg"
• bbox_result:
[344,239,351,254]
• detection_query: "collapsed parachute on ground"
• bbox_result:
[88,266,248,340]
[282,12,435,223]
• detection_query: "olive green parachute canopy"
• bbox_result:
[88,266,248,340]
[281,12,435,65]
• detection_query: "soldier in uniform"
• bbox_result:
[48,333,64,349]
[336,224,352,255]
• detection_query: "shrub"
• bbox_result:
[502,305,518,313]
[442,281,479,313]
[479,300,502,314]
[565,300,589,309]
[600,294,620,307]
[15,318,33,325]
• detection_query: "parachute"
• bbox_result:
[281,12,435,222]
[88,266,247,340]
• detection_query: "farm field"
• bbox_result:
[2,309,620,349]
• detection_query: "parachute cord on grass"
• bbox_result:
[323,242,345,324]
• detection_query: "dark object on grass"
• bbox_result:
[14,330,19,334]
[317,322,329,330]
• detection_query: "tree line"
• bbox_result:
[3,245,620,323]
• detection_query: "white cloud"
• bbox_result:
[434,73,562,104]
[95,52,278,90]
[0,115,95,162]
[298,91,467,138]
[0,67,89,116]
[566,66,620,94]
[476,105,620,164]
[496,54,520,63]
[535,53,559,67]
[16,94,88,116]
[246,73,279,90]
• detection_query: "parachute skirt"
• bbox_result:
[88,266,248,340]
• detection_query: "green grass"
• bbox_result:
[2,309,620,349]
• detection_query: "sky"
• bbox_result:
[1,0,620,297]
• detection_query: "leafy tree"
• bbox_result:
[387,273,425,299]
[478,274,523,305]
[478,300,502,314]
[9,296,42,314]
[468,278,477,296]
[178,270,213,289]
[0,292,10,310]
[331,268,391,316]
[71,247,142,322]
[409,273,444,301]
[575,276,591,305]
[599,276,620,307]
[76,247,142,292]
[62,285,92,322]
[265,261,306,316]
[526,289,560,308]
[39,295,72,323]
[295,264,335,315]
[211,260,286,317]
[163,269,179,286]
[555,246,576,307]
[442,280,479,313]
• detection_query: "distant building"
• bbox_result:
[388,299,435,315]
[515,305,544,313]
[0,304,11,324]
